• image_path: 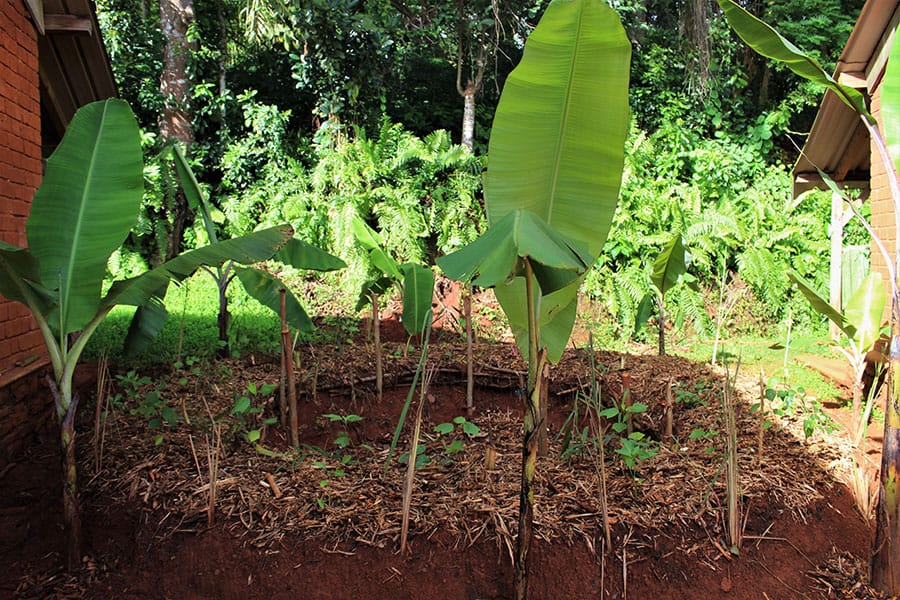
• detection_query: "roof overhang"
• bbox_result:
[23,0,117,155]
[792,0,900,197]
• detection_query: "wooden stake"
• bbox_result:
[464,288,474,411]
[664,379,674,444]
[280,289,299,448]
[373,293,383,402]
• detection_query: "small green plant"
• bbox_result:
[433,416,481,455]
[674,380,711,406]
[757,378,836,440]
[688,427,720,455]
[230,382,278,443]
[322,413,364,449]
[598,402,658,469]
[116,370,176,445]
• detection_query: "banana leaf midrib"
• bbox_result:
[545,0,586,228]
[61,101,110,326]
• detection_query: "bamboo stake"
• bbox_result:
[664,378,674,445]
[724,361,742,554]
[622,370,633,437]
[280,289,299,448]
[373,293,383,402]
[401,366,435,554]
[465,288,474,411]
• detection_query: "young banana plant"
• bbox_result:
[353,216,434,398]
[0,100,296,570]
[438,1,631,596]
[125,145,346,357]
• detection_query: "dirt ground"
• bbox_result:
[0,319,884,599]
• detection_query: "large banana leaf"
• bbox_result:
[26,99,143,333]
[787,270,854,339]
[275,238,346,272]
[446,0,630,362]
[352,217,403,280]
[715,0,870,121]
[438,210,592,291]
[102,225,293,309]
[844,273,886,354]
[235,265,314,332]
[399,263,435,336]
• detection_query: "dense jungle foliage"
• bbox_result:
[95,0,868,342]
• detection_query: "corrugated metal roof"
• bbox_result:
[792,0,900,196]
[32,0,117,154]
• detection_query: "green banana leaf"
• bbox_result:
[399,263,435,336]
[352,217,402,280]
[882,28,900,176]
[355,276,394,312]
[0,242,45,306]
[25,99,143,333]
[634,292,656,335]
[438,210,592,291]
[103,225,293,309]
[275,238,346,272]
[651,234,687,296]
[844,272,886,354]
[787,270,854,339]
[440,0,631,362]
[235,265,314,332]
[124,295,170,356]
[715,0,870,121]
[171,144,217,241]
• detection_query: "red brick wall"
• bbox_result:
[0,0,45,375]
[870,86,898,302]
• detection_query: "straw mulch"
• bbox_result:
[84,338,854,567]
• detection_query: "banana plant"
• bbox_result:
[789,271,886,445]
[353,216,434,398]
[0,100,295,571]
[438,1,630,597]
[635,233,691,355]
[125,145,346,357]
[715,0,900,591]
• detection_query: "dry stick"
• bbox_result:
[757,369,767,465]
[587,333,612,549]
[265,473,283,499]
[664,378,674,445]
[176,279,190,363]
[201,397,222,527]
[92,353,109,474]
[278,289,289,428]
[373,292,383,402]
[401,365,435,554]
[464,288,474,411]
[622,369,633,437]
[280,289,299,448]
[724,361,742,554]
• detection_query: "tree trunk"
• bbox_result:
[159,0,196,259]
[872,310,900,593]
[461,89,476,151]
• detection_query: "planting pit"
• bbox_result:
[0,321,880,599]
